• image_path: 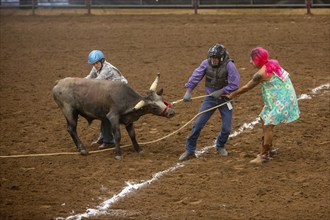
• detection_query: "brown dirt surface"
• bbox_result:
[0,10,329,220]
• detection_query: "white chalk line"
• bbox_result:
[56,83,329,220]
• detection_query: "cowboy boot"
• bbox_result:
[250,141,272,164]
[262,137,278,158]
[255,136,265,157]
[257,137,277,158]
[269,147,278,158]
[90,139,103,147]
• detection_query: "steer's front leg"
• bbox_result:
[109,115,122,160]
[125,123,143,153]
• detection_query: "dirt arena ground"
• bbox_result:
[0,9,329,220]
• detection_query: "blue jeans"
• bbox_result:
[186,96,233,153]
[97,119,114,144]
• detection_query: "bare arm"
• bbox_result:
[227,72,262,99]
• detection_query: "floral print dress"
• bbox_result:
[259,70,300,125]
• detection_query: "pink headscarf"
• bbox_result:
[250,47,287,81]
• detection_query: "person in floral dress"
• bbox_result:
[226,47,300,164]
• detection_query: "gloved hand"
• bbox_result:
[222,95,231,101]
[183,90,192,102]
[210,89,223,99]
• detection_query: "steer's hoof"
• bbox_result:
[80,149,88,155]
[138,150,144,154]
[115,155,122,160]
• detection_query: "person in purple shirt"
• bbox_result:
[179,44,240,161]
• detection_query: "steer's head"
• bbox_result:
[133,74,175,118]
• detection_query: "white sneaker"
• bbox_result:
[178,151,196,161]
[217,148,228,157]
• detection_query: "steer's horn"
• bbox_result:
[133,100,145,110]
[149,73,160,92]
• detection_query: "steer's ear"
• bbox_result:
[133,100,145,110]
[149,73,160,92]
[156,88,163,96]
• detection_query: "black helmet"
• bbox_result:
[208,44,226,58]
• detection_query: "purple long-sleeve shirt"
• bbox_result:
[185,59,240,94]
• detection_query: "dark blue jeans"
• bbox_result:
[97,119,114,144]
[186,96,233,153]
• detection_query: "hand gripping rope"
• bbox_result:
[0,95,229,158]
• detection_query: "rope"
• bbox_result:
[138,101,229,145]
[0,98,229,159]
[171,94,210,105]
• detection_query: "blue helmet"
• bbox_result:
[88,50,105,64]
